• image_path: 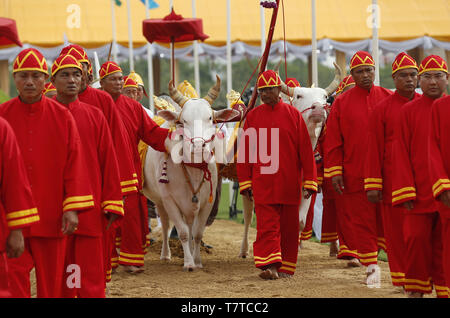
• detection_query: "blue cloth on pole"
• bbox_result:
[140,0,159,9]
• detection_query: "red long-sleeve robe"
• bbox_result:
[54,97,124,298]
[79,86,138,195]
[114,94,169,267]
[391,95,438,211]
[53,98,124,236]
[364,91,421,202]
[324,85,392,191]
[364,90,421,286]
[391,94,447,296]
[236,100,317,275]
[0,116,39,251]
[429,95,450,213]
[0,117,39,298]
[0,96,94,238]
[428,95,450,294]
[237,100,318,204]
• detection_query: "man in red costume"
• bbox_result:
[237,70,317,280]
[319,75,355,257]
[60,44,137,279]
[122,76,138,101]
[324,51,392,287]
[428,74,450,298]
[0,117,39,298]
[51,54,124,297]
[1,48,94,298]
[391,55,449,298]
[364,52,421,290]
[100,61,169,273]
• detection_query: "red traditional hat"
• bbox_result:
[51,54,82,76]
[99,61,122,79]
[392,52,418,74]
[336,75,355,94]
[257,70,281,89]
[286,77,301,88]
[418,55,448,75]
[13,48,48,75]
[60,44,90,64]
[123,76,138,88]
[43,82,56,94]
[350,51,375,71]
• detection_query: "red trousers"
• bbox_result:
[441,216,450,296]
[253,203,300,275]
[61,235,105,298]
[118,193,146,267]
[7,237,66,298]
[320,196,338,243]
[337,191,383,265]
[402,212,447,297]
[299,194,316,241]
[0,252,11,298]
[381,203,406,287]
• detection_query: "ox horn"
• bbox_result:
[324,62,343,96]
[204,75,221,105]
[168,80,189,108]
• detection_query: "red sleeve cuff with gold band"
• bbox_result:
[324,166,343,178]
[101,200,125,216]
[239,180,252,193]
[364,178,383,191]
[63,195,95,212]
[391,187,416,206]
[6,207,40,229]
[120,178,139,195]
[303,180,318,192]
[432,179,450,199]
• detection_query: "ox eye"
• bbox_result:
[297,95,302,99]
[209,116,212,120]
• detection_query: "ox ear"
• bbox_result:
[157,110,180,122]
[213,108,241,123]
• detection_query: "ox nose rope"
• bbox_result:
[181,162,213,204]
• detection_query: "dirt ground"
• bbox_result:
[103,219,418,299]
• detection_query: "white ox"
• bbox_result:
[143,76,239,271]
[238,63,343,258]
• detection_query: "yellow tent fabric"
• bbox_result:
[0,0,449,48]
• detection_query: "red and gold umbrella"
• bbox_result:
[142,9,208,83]
[0,17,22,48]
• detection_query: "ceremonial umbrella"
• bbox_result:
[142,8,208,84]
[0,17,22,47]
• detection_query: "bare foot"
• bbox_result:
[406,291,423,298]
[347,258,362,267]
[278,272,293,279]
[259,266,279,280]
[366,265,381,288]
[123,265,144,274]
[329,241,338,257]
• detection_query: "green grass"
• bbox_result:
[216,182,388,262]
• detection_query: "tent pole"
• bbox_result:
[145,0,155,112]
[372,0,380,85]
[192,0,201,96]
[126,0,134,71]
[311,0,318,86]
[110,0,118,62]
[260,6,266,55]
